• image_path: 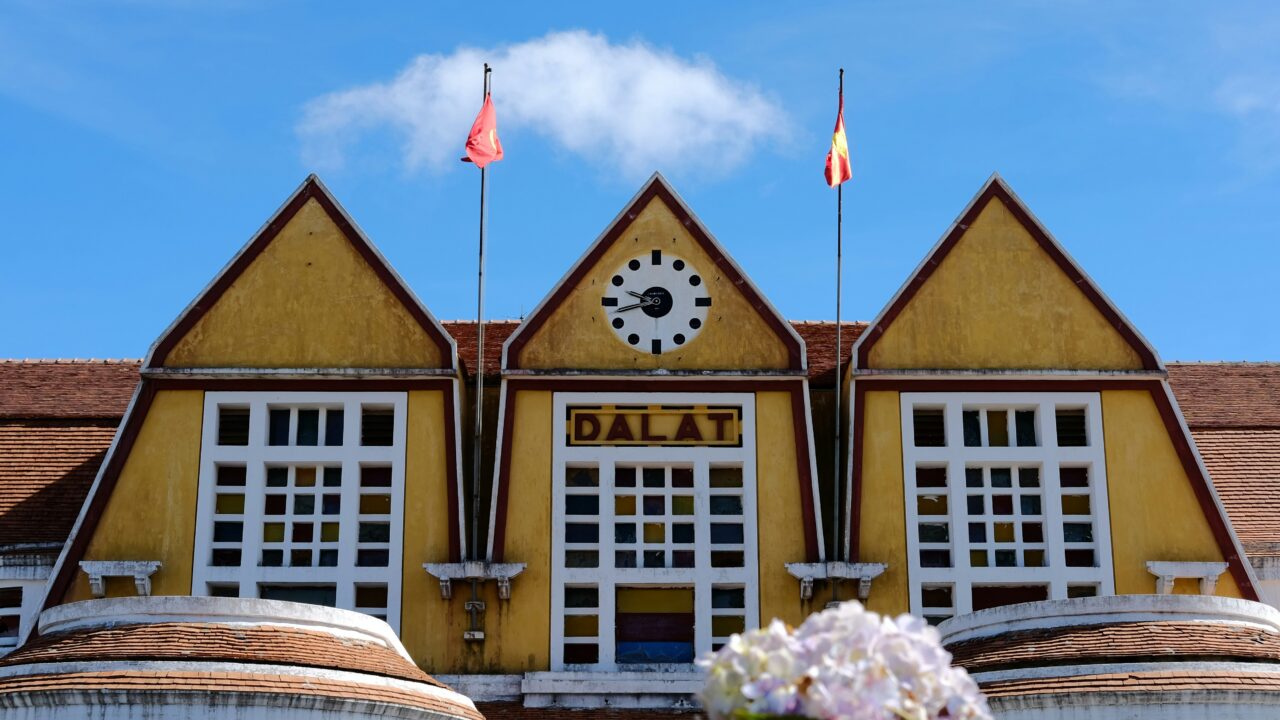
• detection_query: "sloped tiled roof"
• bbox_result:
[1193,429,1280,554]
[0,420,116,546]
[978,670,1280,700]
[1168,362,1280,428]
[3,622,442,686]
[0,360,140,419]
[948,620,1280,674]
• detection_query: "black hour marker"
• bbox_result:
[689,318,701,329]
[673,334,686,345]
[612,275,624,286]
[695,297,712,307]
[673,259,685,271]
[628,259,641,271]
[689,275,702,287]
[651,338,662,354]
[601,297,618,307]
[612,318,624,329]
[651,249,662,265]
[627,334,640,346]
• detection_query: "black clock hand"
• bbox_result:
[615,302,646,312]
[626,290,647,300]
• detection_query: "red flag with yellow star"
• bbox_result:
[824,92,852,187]
[463,94,504,168]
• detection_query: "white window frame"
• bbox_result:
[901,392,1114,617]
[0,581,42,655]
[193,391,407,632]
[549,391,760,671]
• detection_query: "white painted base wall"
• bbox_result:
[0,692,459,720]
[993,692,1280,719]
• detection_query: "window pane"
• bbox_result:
[971,584,1047,612]
[1068,585,1098,598]
[965,468,983,488]
[643,496,665,515]
[361,407,395,446]
[325,409,344,446]
[711,551,744,567]
[986,410,1009,447]
[0,588,20,608]
[962,410,981,447]
[565,587,599,608]
[1066,549,1096,567]
[266,467,287,487]
[566,550,599,568]
[995,550,1016,567]
[642,468,665,487]
[672,468,694,487]
[1015,410,1037,447]
[213,522,242,543]
[644,550,665,568]
[212,549,241,567]
[263,523,284,542]
[992,496,1013,515]
[565,615,599,637]
[322,494,341,515]
[709,467,743,488]
[965,495,983,515]
[968,523,986,542]
[566,523,599,544]
[260,584,336,607]
[321,522,340,542]
[709,496,742,515]
[567,467,600,488]
[291,549,313,566]
[920,550,951,568]
[614,467,636,487]
[268,409,290,446]
[672,496,695,515]
[994,523,1014,543]
[359,522,391,543]
[918,495,948,515]
[261,549,282,566]
[1018,467,1041,487]
[921,586,952,608]
[614,551,636,568]
[208,584,238,598]
[991,468,1012,488]
[296,410,319,446]
[1064,522,1094,542]
[1061,495,1091,515]
[1056,408,1087,446]
[916,467,947,488]
[296,467,316,487]
[217,407,250,446]
[710,523,744,544]
[216,465,246,487]
[615,524,636,543]
[359,495,391,514]
[319,550,338,566]
[566,495,600,515]
[564,644,599,664]
[361,466,392,487]
[294,495,314,515]
[918,523,949,543]
[357,549,390,567]
[1022,522,1043,542]
[1020,496,1042,515]
[912,408,945,447]
[355,585,388,609]
[1060,467,1090,487]
[643,523,665,543]
[615,496,636,516]
[712,588,745,608]
[216,494,245,515]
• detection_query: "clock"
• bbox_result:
[600,250,711,355]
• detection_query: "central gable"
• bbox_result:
[504,174,804,373]
[854,175,1160,372]
[147,176,455,370]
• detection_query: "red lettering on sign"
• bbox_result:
[573,413,601,442]
[708,413,734,441]
[606,414,634,442]
[640,414,667,442]
[673,414,703,442]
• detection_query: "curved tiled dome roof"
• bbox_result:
[0,596,482,720]
[940,595,1280,717]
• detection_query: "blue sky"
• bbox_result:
[2,2,1278,360]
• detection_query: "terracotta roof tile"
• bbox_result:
[1192,429,1280,554]
[947,621,1280,674]
[978,669,1280,699]
[2,622,440,687]
[0,420,115,546]
[1167,362,1280,429]
[0,669,483,720]
[0,360,140,419]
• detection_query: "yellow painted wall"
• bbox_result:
[867,197,1144,370]
[516,198,791,371]
[166,198,445,369]
[64,390,204,602]
[1102,389,1242,597]
[854,390,910,615]
[755,391,832,625]
[398,389,465,669]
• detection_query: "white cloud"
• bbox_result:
[297,31,787,180]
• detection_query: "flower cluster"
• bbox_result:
[698,602,990,720]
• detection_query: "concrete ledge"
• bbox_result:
[521,671,702,709]
[939,594,1280,646]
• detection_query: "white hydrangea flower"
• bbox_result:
[697,602,990,720]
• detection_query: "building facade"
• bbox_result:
[2,172,1279,716]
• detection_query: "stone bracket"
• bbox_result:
[78,560,162,598]
[423,561,527,600]
[1146,560,1229,595]
[785,561,888,601]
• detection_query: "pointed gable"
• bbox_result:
[854,175,1161,372]
[503,173,805,372]
[146,176,455,370]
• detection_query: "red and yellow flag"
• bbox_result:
[824,92,852,187]
[464,94,504,168]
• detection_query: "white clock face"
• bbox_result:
[600,250,711,355]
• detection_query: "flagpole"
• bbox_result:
[471,63,491,563]
[833,68,845,571]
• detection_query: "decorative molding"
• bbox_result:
[423,562,527,601]
[785,561,887,601]
[1147,560,1229,595]
[77,561,160,598]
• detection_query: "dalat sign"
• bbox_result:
[567,405,743,447]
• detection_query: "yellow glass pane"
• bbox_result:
[987,410,1009,447]
[321,522,340,542]
[215,494,244,515]
[1024,550,1046,567]
[970,550,989,567]
[712,616,746,637]
[994,523,1014,543]
[710,467,743,488]
[1061,495,1091,515]
[360,494,392,514]
[616,587,694,613]
[672,496,694,515]
[296,467,316,487]
[917,495,948,515]
[615,496,636,516]
[644,523,665,543]
[564,614,598,637]
[263,523,284,542]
